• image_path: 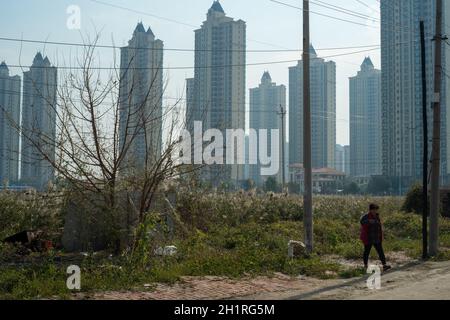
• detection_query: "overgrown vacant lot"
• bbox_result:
[1,192,449,299]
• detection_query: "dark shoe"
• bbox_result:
[383,265,391,272]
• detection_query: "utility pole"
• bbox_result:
[278,105,287,189]
[303,0,313,254]
[420,21,428,260]
[430,0,445,256]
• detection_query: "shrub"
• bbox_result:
[0,191,63,240]
[367,176,391,195]
[383,212,422,239]
[343,182,360,195]
[401,184,428,214]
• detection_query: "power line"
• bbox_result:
[3,36,433,73]
[272,0,440,38]
[3,47,380,70]
[270,0,378,28]
[94,0,447,42]
[88,0,448,50]
[2,2,438,61]
[88,0,290,50]
[379,0,450,36]
[92,0,434,46]
[310,0,379,22]
[0,36,380,53]
[355,0,379,14]
[89,0,197,28]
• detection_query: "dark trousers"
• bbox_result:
[363,243,386,266]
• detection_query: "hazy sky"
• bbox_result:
[0,0,381,145]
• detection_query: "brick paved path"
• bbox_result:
[77,253,412,300]
[83,274,339,300]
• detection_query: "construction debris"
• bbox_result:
[288,240,306,258]
[3,230,53,253]
[154,245,178,256]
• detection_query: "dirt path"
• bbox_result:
[238,260,450,300]
[78,257,450,300]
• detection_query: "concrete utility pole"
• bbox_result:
[430,0,444,256]
[303,0,313,254]
[420,20,428,260]
[278,105,287,188]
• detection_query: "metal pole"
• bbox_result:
[430,0,443,256]
[278,105,287,188]
[420,20,429,260]
[303,0,313,254]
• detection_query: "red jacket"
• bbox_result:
[359,212,383,245]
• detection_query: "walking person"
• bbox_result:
[360,204,391,272]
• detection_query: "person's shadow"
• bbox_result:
[285,260,425,300]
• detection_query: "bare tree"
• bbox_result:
[1,35,206,250]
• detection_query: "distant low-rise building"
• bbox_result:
[289,164,345,194]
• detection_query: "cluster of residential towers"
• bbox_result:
[1,0,450,193]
